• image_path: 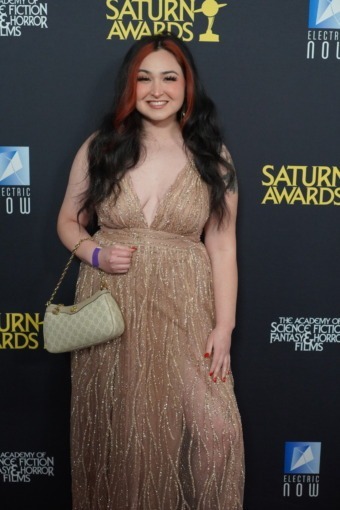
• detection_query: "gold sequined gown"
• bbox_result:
[71,161,244,510]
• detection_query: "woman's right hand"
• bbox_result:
[98,244,137,274]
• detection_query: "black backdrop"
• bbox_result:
[0,1,339,509]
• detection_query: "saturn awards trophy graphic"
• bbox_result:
[195,0,228,42]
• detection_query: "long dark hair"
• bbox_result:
[79,33,236,226]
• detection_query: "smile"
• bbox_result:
[147,101,168,108]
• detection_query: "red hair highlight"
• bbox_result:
[114,39,195,130]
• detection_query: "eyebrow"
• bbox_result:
[138,69,180,75]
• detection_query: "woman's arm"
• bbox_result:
[57,138,135,274]
[203,189,238,381]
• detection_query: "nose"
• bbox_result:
[150,79,163,97]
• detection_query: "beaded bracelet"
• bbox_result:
[92,247,101,268]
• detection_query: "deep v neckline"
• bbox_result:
[126,160,190,229]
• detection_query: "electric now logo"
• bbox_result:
[283,442,321,498]
[0,147,31,214]
[284,442,321,474]
[309,0,340,29]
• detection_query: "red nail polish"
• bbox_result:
[213,377,217,383]
[204,353,210,358]
[222,377,226,382]
[209,372,213,376]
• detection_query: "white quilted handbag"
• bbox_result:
[43,239,124,353]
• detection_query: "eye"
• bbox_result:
[164,75,177,82]
[137,75,150,82]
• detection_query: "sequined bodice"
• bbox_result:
[97,161,210,237]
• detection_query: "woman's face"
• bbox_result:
[135,49,186,126]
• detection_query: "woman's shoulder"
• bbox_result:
[72,132,98,163]
[68,133,98,181]
[220,144,233,167]
[79,132,98,153]
[220,145,238,193]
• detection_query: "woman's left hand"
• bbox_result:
[204,327,232,382]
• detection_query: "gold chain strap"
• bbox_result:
[46,238,91,306]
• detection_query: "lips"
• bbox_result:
[147,100,168,108]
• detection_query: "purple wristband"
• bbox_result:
[92,247,101,268]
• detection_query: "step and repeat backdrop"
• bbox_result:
[0,1,339,509]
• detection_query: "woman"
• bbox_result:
[57,33,244,510]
